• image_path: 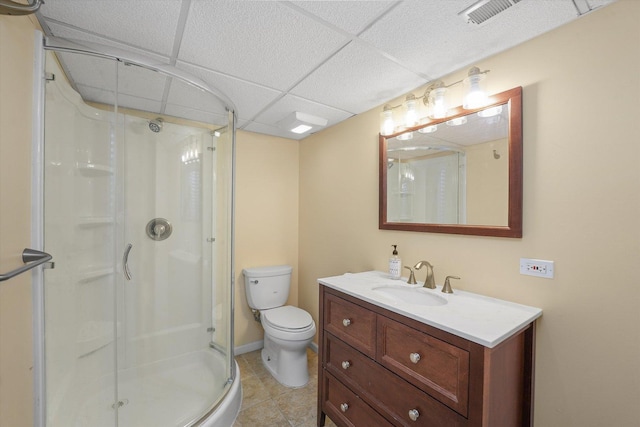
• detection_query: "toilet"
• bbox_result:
[243,265,316,388]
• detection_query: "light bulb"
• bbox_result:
[404,95,418,127]
[463,67,489,109]
[381,106,395,136]
[428,85,447,119]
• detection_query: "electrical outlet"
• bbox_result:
[519,258,554,279]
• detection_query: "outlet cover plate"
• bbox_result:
[520,258,554,279]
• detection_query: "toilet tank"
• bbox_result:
[243,265,293,310]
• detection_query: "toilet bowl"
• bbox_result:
[243,266,316,388]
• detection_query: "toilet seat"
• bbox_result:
[262,305,313,331]
[261,306,316,341]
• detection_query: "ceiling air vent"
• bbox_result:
[459,0,523,25]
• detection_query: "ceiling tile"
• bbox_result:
[165,78,229,116]
[289,1,397,35]
[39,0,182,55]
[251,94,352,131]
[359,0,590,79]
[45,22,172,64]
[54,51,119,94]
[175,61,283,122]
[38,0,618,140]
[242,122,308,141]
[178,0,350,90]
[117,63,169,101]
[290,41,427,114]
[163,104,229,128]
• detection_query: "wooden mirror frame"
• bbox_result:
[379,86,522,238]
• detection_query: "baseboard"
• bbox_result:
[234,340,264,355]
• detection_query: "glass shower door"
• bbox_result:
[41,48,235,427]
[42,51,120,427]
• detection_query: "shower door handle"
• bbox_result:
[123,244,133,281]
[0,248,53,282]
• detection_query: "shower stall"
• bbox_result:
[32,35,239,426]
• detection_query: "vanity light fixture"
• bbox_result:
[379,66,490,136]
[278,111,328,135]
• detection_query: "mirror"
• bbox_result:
[379,86,522,237]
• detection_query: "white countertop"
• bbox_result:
[318,271,542,348]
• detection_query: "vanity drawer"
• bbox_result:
[323,373,392,427]
[325,333,466,427]
[324,293,376,357]
[377,315,470,417]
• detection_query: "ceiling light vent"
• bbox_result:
[459,0,523,25]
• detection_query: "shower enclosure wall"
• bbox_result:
[34,37,238,427]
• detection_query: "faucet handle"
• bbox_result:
[404,266,417,284]
[413,260,432,270]
[442,276,460,294]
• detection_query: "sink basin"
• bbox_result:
[372,286,447,306]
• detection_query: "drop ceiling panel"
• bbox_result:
[290,41,428,114]
[290,1,397,35]
[178,0,350,90]
[36,0,618,140]
[360,0,595,79]
[54,52,119,95]
[166,78,229,115]
[39,0,182,56]
[252,94,353,131]
[175,61,283,123]
[117,63,170,101]
[163,104,229,128]
[45,22,172,65]
[114,93,165,115]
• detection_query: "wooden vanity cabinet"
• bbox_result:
[317,285,536,427]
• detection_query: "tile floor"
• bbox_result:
[233,348,337,427]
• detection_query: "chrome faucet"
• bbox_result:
[413,261,435,289]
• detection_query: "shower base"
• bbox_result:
[49,350,239,427]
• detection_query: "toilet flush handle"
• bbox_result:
[250,279,258,284]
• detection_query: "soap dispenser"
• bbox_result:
[389,245,401,279]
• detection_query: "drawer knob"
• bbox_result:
[409,352,421,364]
[340,403,349,413]
[408,409,420,421]
[341,360,351,370]
[342,318,351,327]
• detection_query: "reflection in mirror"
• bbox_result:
[379,87,522,237]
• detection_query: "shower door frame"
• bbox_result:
[31,32,238,427]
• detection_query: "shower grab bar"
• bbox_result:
[123,244,133,281]
[0,248,53,282]
[0,0,42,16]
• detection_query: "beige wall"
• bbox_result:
[2,2,639,426]
[0,14,37,427]
[234,130,299,348]
[299,1,639,426]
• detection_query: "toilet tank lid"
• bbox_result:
[242,265,292,278]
